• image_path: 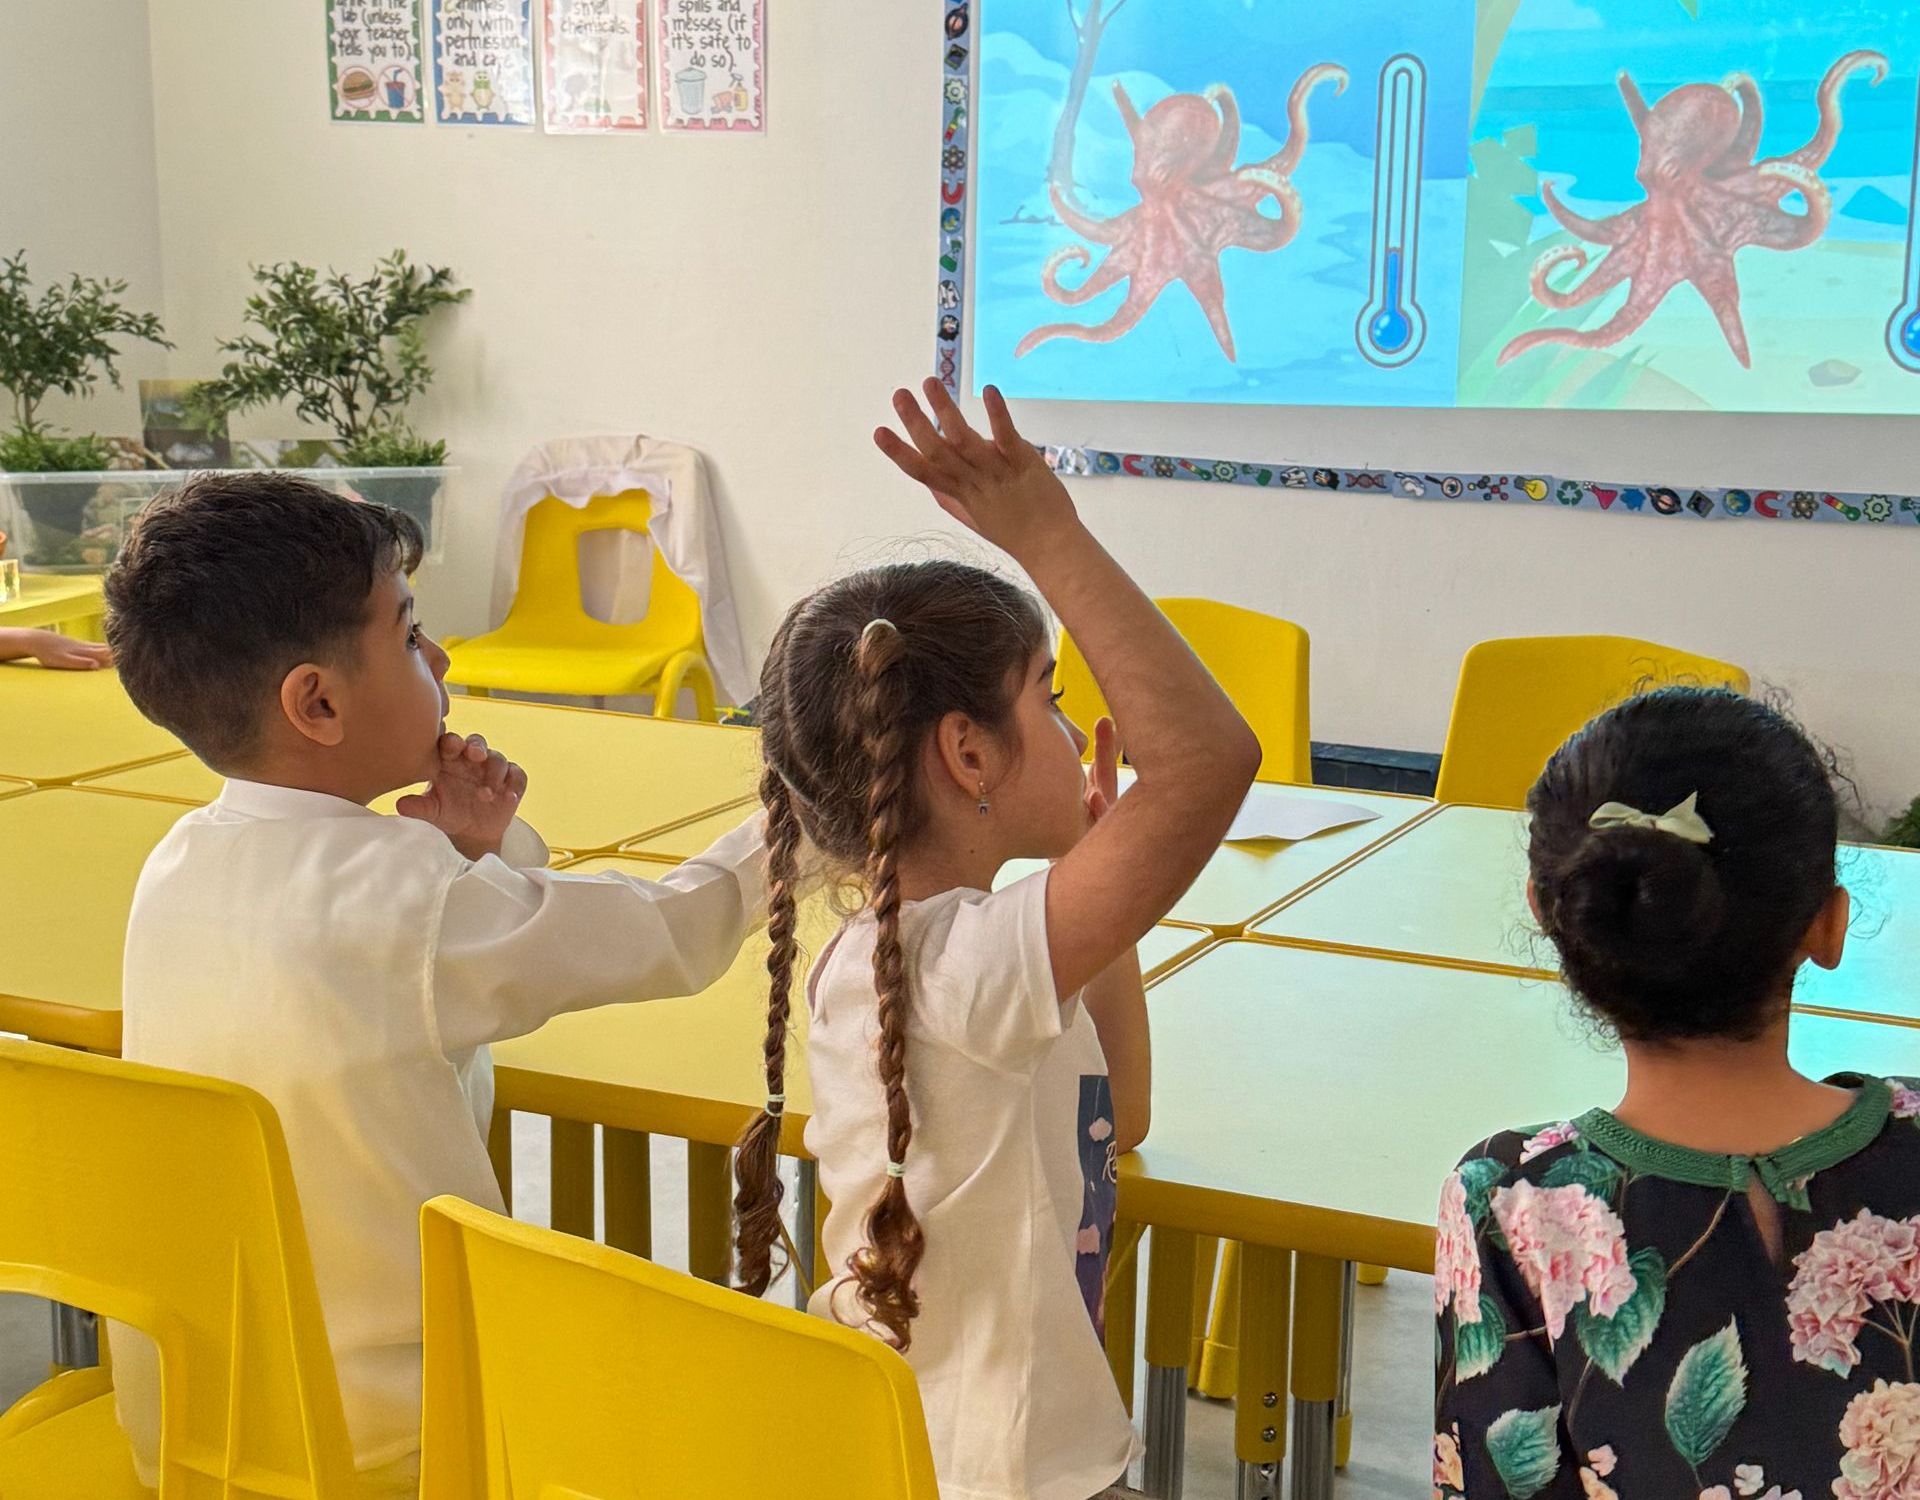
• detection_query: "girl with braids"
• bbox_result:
[733,381,1259,1500]
[1435,690,1920,1499]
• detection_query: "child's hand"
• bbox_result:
[397,732,527,862]
[873,379,1081,564]
[23,630,113,671]
[1084,716,1121,826]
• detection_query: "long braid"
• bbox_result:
[847,619,926,1348]
[731,763,804,1295]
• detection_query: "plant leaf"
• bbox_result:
[1456,1294,1509,1382]
[1458,1156,1506,1226]
[1576,1247,1667,1384]
[1543,1150,1624,1198]
[1486,1405,1562,1499]
[1664,1318,1748,1466]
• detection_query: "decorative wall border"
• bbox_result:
[933,0,1920,528]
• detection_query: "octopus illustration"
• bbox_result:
[1500,50,1888,368]
[1017,64,1347,360]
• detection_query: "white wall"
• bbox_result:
[138,1,1920,814]
[1,0,169,436]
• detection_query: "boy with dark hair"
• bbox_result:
[103,473,764,1493]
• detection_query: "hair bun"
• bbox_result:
[1559,825,1727,975]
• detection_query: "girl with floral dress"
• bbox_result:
[1434,688,1920,1500]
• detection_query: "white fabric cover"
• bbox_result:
[490,436,753,704]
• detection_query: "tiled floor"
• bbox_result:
[0,1114,1433,1496]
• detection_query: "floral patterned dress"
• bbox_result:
[1434,1077,1920,1500]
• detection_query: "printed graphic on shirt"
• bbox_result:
[1076,1073,1118,1337]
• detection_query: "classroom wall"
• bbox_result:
[1,0,169,437]
[137,1,1920,814]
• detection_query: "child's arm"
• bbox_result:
[1079,717,1148,1152]
[0,627,112,670]
[876,380,1260,1002]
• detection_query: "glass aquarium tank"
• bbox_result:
[0,467,454,571]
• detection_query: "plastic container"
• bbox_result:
[0,466,453,572]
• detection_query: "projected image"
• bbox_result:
[970,0,1474,408]
[1463,0,1920,413]
[966,0,1920,414]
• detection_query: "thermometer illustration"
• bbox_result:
[1887,82,1920,373]
[1357,55,1429,368]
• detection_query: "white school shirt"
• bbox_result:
[110,779,765,1486]
[803,870,1138,1500]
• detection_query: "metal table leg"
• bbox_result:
[794,1158,818,1310]
[1141,1227,1197,1499]
[1288,1254,1342,1500]
[1232,1245,1289,1500]
[51,1303,97,1369]
[1336,1259,1358,1469]
[550,1118,595,1238]
[604,1127,653,1258]
[687,1141,731,1284]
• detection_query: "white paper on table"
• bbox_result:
[1223,785,1380,845]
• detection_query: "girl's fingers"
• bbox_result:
[982,384,1022,452]
[921,378,999,465]
[891,387,954,467]
[874,427,944,492]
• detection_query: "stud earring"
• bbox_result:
[977,781,990,816]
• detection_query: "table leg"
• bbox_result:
[550,1119,596,1239]
[604,1127,652,1258]
[1288,1254,1342,1500]
[487,1107,513,1213]
[1232,1244,1289,1500]
[794,1158,818,1310]
[1142,1227,1196,1499]
[1336,1260,1358,1470]
[1104,1219,1142,1416]
[1187,1235,1218,1380]
[1199,1239,1241,1399]
[50,1303,98,1370]
[687,1141,731,1284]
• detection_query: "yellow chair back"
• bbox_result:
[420,1196,940,1500]
[505,491,704,655]
[0,1038,356,1499]
[1054,597,1311,784]
[1436,634,1750,809]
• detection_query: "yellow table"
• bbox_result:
[0,788,189,1049]
[84,695,762,855]
[0,665,183,786]
[0,574,107,639]
[1252,802,1920,1026]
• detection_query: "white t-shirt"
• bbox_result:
[112,779,765,1488]
[804,869,1137,1500]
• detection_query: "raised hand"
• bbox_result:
[872,379,1081,563]
[396,731,527,861]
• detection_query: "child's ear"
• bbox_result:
[1801,884,1851,972]
[1525,878,1542,925]
[931,710,991,802]
[280,663,346,748]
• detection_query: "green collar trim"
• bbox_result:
[1572,1079,1892,1207]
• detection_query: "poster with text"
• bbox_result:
[432,0,537,126]
[657,0,764,133]
[970,0,1920,415]
[544,0,648,131]
[328,0,427,122]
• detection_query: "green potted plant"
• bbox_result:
[1882,797,1920,849]
[0,251,170,566]
[191,250,469,536]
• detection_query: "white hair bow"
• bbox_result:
[1587,793,1714,846]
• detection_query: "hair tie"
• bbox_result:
[861,618,899,646]
[764,1093,785,1117]
[885,1160,907,1179]
[1588,792,1715,847]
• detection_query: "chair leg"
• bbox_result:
[654,652,719,723]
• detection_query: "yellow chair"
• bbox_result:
[0,1038,357,1500]
[1055,598,1311,783]
[446,491,719,719]
[420,1195,939,1500]
[1435,634,1750,810]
